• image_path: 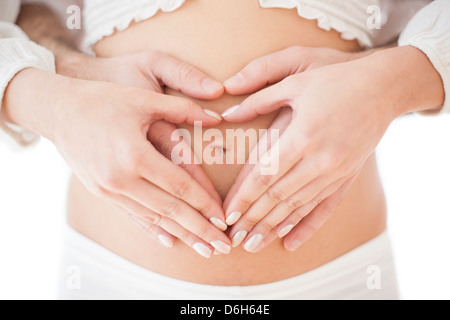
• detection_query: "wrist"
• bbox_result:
[56,50,96,80]
[2,68,74,141]
[361,46,445,117]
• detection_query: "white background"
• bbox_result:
[0,113,450,300]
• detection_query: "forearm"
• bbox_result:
[358,46,445,117]
[17,4,91,78]
[2,68,71,139]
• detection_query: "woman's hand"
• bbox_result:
[58,51,228,253]
[4,53,233,258]
[221,46,444,252]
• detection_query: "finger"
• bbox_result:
[128,214,176,248]
[283,175,358,251]
[148,121,222,205]
[143,92,222,127]
[221,79,295,122]
[150,51,224,99]
[131,212,219,258]
[223,108,292,209]
[224,47,306,95]
[120,178,231,254]
[102,190,176,248]
[272,177,346,237]
[231,177,344,252]
[227,158,339,241]
[110,193,217,258]
[137,140,227,231]
[224,124,306,225]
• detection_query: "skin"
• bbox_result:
[65,0,388,285]
[2,53,235,257]
[5,0,445,285]
[222,46,445,252]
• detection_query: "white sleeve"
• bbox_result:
[398,0,450,114]
[0,21,55,150]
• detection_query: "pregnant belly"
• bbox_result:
[67,0,387,285]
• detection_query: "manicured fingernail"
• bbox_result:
[221,105,240,118]
[202,78,223,93]
[203,109,223,121]
[224,73,245,88]
[226,211,242,225]
[232,230,248,247]
[244,234,264,252]
[158,235,174,248]
[214,251,221,256]
[193,243,212,258]
[278,225,295,238]
[210,240,231,254]
[288,240,302,252]
[210,217,228,231]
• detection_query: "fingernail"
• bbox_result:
[203,109,223,121]
[288,240,302,252]
[221,105,240,118]
[226,211,242,226]
[224,73,245,88]
[202,78,223,93]
[210,240,231,254]
[214,251,221,256]
[158,235,174,248]
[231,230,248,247]
[193,243,212,258]
[244,234,264,252]
[278,224,295,238]
[210,217,228,231]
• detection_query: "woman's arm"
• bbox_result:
[5,3,233,257]
[221,44,445,252]
[0,16,55,148]
[398,0,450,114]
[221,0,450,252]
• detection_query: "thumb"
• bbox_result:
[221,79,294,123]
[148,121,223,205]
[149,51,224,100]
[224,46,307,95]
[146,92,223,126]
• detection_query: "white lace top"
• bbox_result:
[82,0,430,50]
[1,0,450,149]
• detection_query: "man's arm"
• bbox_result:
[17,3,90,79]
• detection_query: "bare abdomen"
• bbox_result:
[67,0,387,285]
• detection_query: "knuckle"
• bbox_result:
[254,56,270,77]
[177,231,191,243]
[144,213,162,226]
[171,180,191,199]
[159,202,181,219]
[253,173,274,189]
[197,199,215,217]
[175,96,196,114]
[312,197,324,207]
[236,197,254,211]
[244,215,262,227]
[286,197,304,210]
[98,169,125,191]
[266,187,287,203]
[291,210,307,222]
[178,63,196,83]
[196,226,211,240]
[257,220,275,234]
[119,149,144,172]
